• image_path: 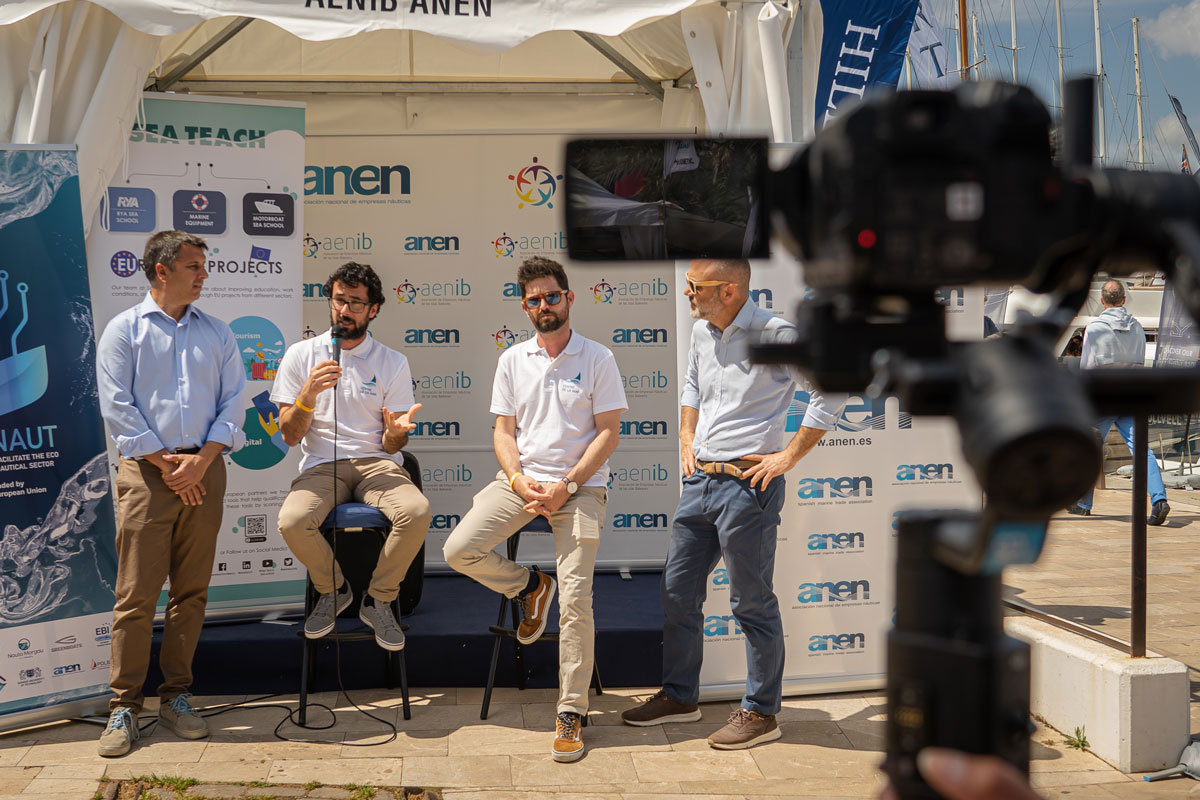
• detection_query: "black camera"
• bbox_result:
[565,77,1200,799]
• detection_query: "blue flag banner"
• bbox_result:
[811,0,921,130]
[0,147,117,729]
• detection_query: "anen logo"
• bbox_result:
[808,531,865,551]
[796,476,872,499]
[704,615,743,636]
[797,579,871,603]
[52,663,82,676]
[749,287,774,309]
[612,512,668,529]
[305,164,410,196]
[404,235,459,252]
[430,513,462,530]
[612,328,668,345]
[789,391,911,432]
[896,463,953,481]
[404,328,460,345]
[620,419,668,437]
[808,633,866,652]
[409,420,461,437]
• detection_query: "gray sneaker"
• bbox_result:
[159,692,209,740]
[97,707,139,757]
[305,581,353,639]
[707,707,781,750]
[360,600,405,651]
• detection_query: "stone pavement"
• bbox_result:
[2,486,1199,800]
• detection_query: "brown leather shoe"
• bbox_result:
[516,567,556,645]
[620,688,702,726]
[707,708,781,749]
[552,711,584,762]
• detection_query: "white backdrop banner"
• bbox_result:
[302,133,679,569]
[676,246,984,699]
[85,94,306,614]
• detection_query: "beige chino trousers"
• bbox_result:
[443,473,605,715]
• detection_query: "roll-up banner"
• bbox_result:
[86,94,306,616]
[302,133,680,570]
[0,146,117,730]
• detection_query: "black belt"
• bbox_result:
[174,446,202,455]
[696,459,756,479]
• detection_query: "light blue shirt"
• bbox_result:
[97,292,246,458]
[681,299,845,461]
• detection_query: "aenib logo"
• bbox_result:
[508,156,562,209]
[796,475,872,500]
[493,325,535,351]
[607,463,670,490]
[412,370,472,399]
[305,164,410,196]
[395,280,417,305]
[808,633,866,653]
[788,391,911,433]
[590,277,669,306]
[807,531,866,552]
[796,579,871,604]
[422,464,473,484]
[110,250,140,278]
[304,231,373,259]
[394,278,471,307]
[622,369,670,395]
[491,232,516,258]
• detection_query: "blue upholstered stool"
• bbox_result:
[297,501,411,723]
[480,515,603,720]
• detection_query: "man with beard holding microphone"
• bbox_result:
[444,256,626,762]
[272,262,430,651]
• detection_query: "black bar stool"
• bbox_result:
[480,515,603,719]
[297,453,425,724]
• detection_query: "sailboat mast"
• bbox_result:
[972,12,982,77]
[1056,0,1066,110]
[1093,0,1106,163]
[1133,17,1145,169]
[958,0,970,79]
[1011,0,1019,82]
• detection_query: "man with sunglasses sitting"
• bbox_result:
[272,262,431,652]
[621,258,845,749]
[444,256,627,763]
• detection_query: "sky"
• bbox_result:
[924,0,1200,172]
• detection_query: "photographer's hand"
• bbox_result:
[880,749,1042,800]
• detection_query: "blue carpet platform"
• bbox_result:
[147,572,665,695]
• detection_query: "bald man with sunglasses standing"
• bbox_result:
[444,256,627,763]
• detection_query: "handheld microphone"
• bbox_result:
[330,324,345,364]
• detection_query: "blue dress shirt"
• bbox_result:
[681,298,845,461]
[97,293,246,458]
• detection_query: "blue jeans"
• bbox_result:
[1078,416,1167,510]
[660,472,785,716]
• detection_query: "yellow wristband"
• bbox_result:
[294,399,313,413]
[508,472,522,490]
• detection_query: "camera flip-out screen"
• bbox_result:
[564,138,769,262]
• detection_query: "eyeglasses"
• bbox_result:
[331,297,369,313]
[523,291,564,309]
[685,274,731,293]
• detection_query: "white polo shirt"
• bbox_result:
[271,331,415,473]
[490,330,627,487]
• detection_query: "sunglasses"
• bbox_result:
[523,291,564,309]
[685,275,731,293]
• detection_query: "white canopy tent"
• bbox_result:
[0,0,800,234]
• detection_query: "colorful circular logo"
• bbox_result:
[110,251,140,278]
[591,279,614,304]
[491,232,516,258]
[493,326,517,351]
[191,193,209,211]
[508,156,563,209]
[302,233,318,258]
[394,280,417,304]
[17,639,29,651]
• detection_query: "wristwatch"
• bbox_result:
[560,477,578,495]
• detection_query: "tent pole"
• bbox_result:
[576,32,666,100]
[145,17,255,92]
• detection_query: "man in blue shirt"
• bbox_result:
[622,258,844,749]
[95,230,245,757]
